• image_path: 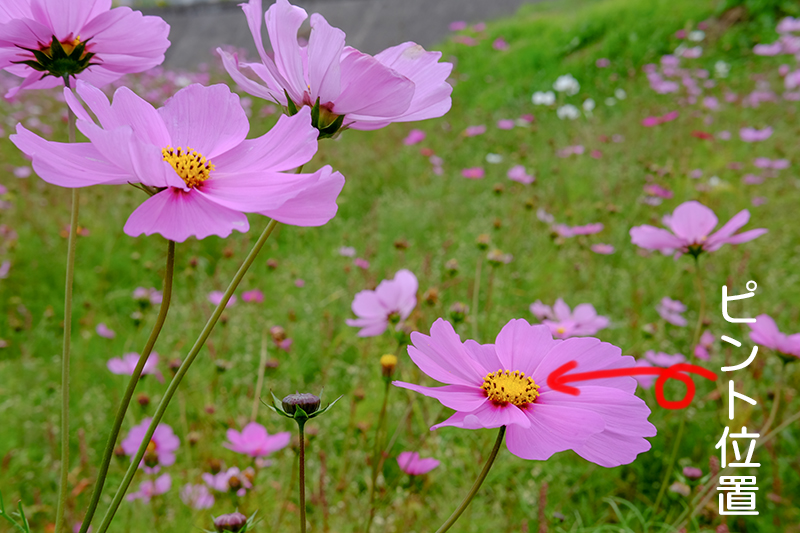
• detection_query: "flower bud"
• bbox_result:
[476,234,490,250]
[270,326,287,343]
[394,238,409,250]
[380,354,398,379]
[208,458,222,474]
[493,183,505,195]
[266,258,278,269]
[422,288,439,305]
[445,258,459,276]
[487,249,513,266]
[168,358,182,375]
[136,393,150,407]
[214,512,248,532]
[449,302,468,324]
[282,393,321,416]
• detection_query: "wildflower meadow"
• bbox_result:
[1,0,799,532]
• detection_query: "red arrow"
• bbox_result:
[547,361,718,410]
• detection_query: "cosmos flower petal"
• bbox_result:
[334,47,415,117]
[158,84,249,158]
[393,382,488,412]
[124,188,249,242]
[196,171,320,213]
[264,0,308,102]
[574,429,653,467]
[534,339,637,394]
[505,404,604,460]
[629,225,684,251]
[667,200,718,241]
[462,339,503,375]
[217,48,283,103]
[10,124,132,187]
[345,317,387,337]
[407,319,487,384]
[713,228,767,247]
[307,13,344,103]
[494,319,558,376]
[259,166,344,227]
[431,401,531,430]
[108,86,171,146]
[211,108,317,174]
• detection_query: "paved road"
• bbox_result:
[142,0,532,69]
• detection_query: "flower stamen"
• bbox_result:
[481,369,539,407]
[161,146,214,188]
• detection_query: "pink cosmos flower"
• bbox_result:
[95,322,115,338]
[403,129,425,145]
[12,166,31,178]
[739,127,773,142]
[748,314,800,361]
[338,246,356,257]
[0,0,170,99]
[180,483,214,510]
[530,298,609,339]
[591,244,615,255]
[346,269,418,337]
[121,418,180,473]
[203,467,254,497]
[596,58,610,67]
[492,38,509,51]
[209,291,237,308]
[464,125,486,137]
[353,257,370,269]
[225,422,291,459]
[461,167,484,179]
[643,184,673,199]
[570,223,603,236]
[449,21,467,31]
[694,330,714,361]
[11,83,344,242]
[107,352,163,382]
[683,466,703,479]
[126,473,171,502]
[507,165,534,184]
[630,200,767,257]
[752,196,767,207]
[241,289,264,303]
[397,451,440,475]
[655,297,687,326]
[0,260,10,279]
[753,42,783,56]
[496,119,515,130]
[133,287,162,306]
[218,0,452,131]
[778,17,800,33]
[644,350,686,367]
[394,319,656,467]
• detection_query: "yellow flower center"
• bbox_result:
[146,440,157,453]
[481,369,540,407]
[60,35,82,55]
[556,326,566,334]
[161,146,214,188]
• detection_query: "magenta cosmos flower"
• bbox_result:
[529,298,609,339]
[395,319,656,467]
[655,297,687,326]
[346,269,418,337]
[180,483,214,510]
[630,201,767,257]
[397,451,440,475]
[126,473,171,502]
[218,0,452,132]
[107,352,163,382]
[121,418,179,473]
[10,82,344,242]
[749,314,800,362]
[203,467,254,497]
[225,422,291,459]
[0,0,169,99]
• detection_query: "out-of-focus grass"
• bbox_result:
[1,0,799,531]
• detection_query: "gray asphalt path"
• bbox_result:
[143,0,532,68]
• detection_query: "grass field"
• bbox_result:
[1,0,800,531]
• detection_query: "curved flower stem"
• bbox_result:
[760,362,785,435]
[471,256,483,340]
[251,328,269,422]
[54,90,78,533]
[434,426,506,533]
[95,219,280,533]
[364,380,392,533]
[652,256,705,515]
[298,420,307,533]
[78,239,175,533]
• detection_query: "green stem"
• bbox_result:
[95,219,280,533]
[760,365,784,434]
[652,256,705,515]
[251,328,269,422]
[298,421,307,533]
[434,426,506,533]
[364,380,391,533]
[652,415,685,514]
[54,87,78,533]
[78,239,175,533]
[471,256,483,340]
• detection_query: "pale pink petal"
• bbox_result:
[494,319,558,377]
[629,225,684,250]
[123,188,249,242]
[406,319,487,385]
[393,382,487,412]
[259,166,344,227]
[667,201,718,242]
[158,84,249,158]
[505,404,605,460]
[431,401,531,430]
[264,0,308,102]
[307,13,344,104]
[334,47,414,117]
